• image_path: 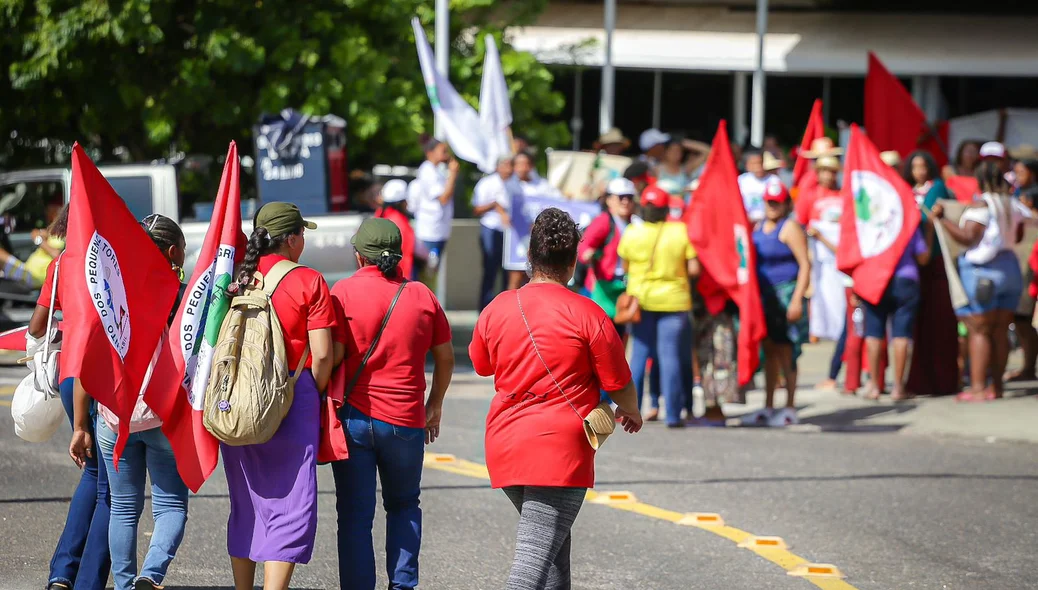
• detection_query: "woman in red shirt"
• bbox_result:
[470,208,642,589]
[220,203,340,590]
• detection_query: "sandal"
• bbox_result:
[956,390,980,402]
[864,388,882,401]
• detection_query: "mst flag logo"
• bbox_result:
[851,170,904,258]
[734,224,750,286]
[180,244,236,410]
[86,231,130,359]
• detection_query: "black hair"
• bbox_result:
[902,150,939,185]
[955,139,984,168]
[235,226,300,285]
[641,204,668,224]
[743,148,764,160]
[975,160,1011,195]
[1020,185,1038,210]
[419,133,441,154]
[623,161,651,180]
[140,214,185,264]
[514,150,535,165]
[48,204,69,239]
[527,208,580,283]
[1018,159,1038,186]
[360,253,402,277]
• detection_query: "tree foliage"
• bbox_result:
[0,0,569,169]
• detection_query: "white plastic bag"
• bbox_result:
[11,372,64,443]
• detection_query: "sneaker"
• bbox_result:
[134,578,161,590]
[739,408,774,427]
[768,407,799,427]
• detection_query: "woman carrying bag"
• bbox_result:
[330,218,454,590]
[470,208,642,590]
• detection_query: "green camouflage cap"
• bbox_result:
[254,202,317,238]
[351,217,402,261]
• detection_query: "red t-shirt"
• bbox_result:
[469,283,632,489]
[331,266,451,428]
[38,258,61,310]
[795,185,842,227]
[375,207,416,280]
[258,255,339,370]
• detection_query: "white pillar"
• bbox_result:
[912,75,925,112]
[572,69,584,150]
[733,73,749,146]
[600,0,617,134]
[434,0,449,141]
[652,70,663,130]
[750,0,769,148]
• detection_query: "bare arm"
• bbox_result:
[425,341,455,444]
[308,328,334,392]
[28,305,50,338]
[682,139,711,172]
[783,222,812,303]
[605,380,643,433]
[69,379,94,468]
[686,258,701,279]
[916,224,934,267]
[806,227,837,254]
[932,203,985,248]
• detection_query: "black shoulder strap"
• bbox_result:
[343,279,408,400]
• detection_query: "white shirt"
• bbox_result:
[960,193,1032,265]
[473,173,514,231]
[738,172,779,223]
[515,171,563,199]
[413,160,454,242]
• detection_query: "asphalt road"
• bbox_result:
[0,366,1036,590]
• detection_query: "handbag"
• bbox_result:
[614,225,665,324]
[516,290,615,450]
[12,259,64,443]
[321,279,408,464]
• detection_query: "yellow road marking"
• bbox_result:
[0,400,9,407]
[424,452,861,590]
[0,385,15,397]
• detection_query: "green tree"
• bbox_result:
[0,0,569,171]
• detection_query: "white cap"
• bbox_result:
[381,179,409,204]
[606,177,637,197]
[980,141,1007,159]
[639,128,672,152]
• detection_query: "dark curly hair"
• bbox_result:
[235,226,299,286]
[976,160,1011,195]
[641,204,669,223]
[528,208,581,283]
[359,253,402,277]
[140,214,185,264]
[902,150,939,185]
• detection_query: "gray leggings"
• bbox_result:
[503,486,586,590]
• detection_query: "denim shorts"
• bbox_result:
[861,276,921,339]
[956,250,1023,317]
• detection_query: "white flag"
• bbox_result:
[480,35,513,172]
[412,18,489,170]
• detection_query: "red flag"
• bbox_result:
[61,144,181,460]
[836,125,921,306]
[865,52,927,160]
[945,175,980,204]
[684,121,766,386]
[144,142,246,492]
[0,327,28,351]
[794,99,825,189]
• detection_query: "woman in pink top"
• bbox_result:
[69,215,189,590]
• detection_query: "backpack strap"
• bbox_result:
[253,259,311,382]
[343,279,408,400]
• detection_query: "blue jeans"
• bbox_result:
[479,226,505,311]
[96,420,189,590]
[632,311,691,425]
[51,378,111,590]
[332,405,425,590]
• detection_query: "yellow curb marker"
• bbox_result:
[424,452,861,590]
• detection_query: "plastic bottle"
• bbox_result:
[852,306,865,337]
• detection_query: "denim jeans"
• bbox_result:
[332,405,425,590]
[631,311,691,426]
[96,420,189,590]
[479,226,505,311]
[50,378,111,590]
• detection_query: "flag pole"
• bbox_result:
[434,0,449,141]
[750,0,769,148]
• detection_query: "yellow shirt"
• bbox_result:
[617,221,696,313]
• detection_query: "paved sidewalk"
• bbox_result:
[447,310,1038,445]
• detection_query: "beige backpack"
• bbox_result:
[203,260,310,446]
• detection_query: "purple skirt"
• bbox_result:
[221,370,319,564]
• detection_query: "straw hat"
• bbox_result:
[879,151,902,168]
[814,155,841,171]
[1010,144,1038,161]
[801,137,844,159]
[763,151,785,171]
[594,127,630,149]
